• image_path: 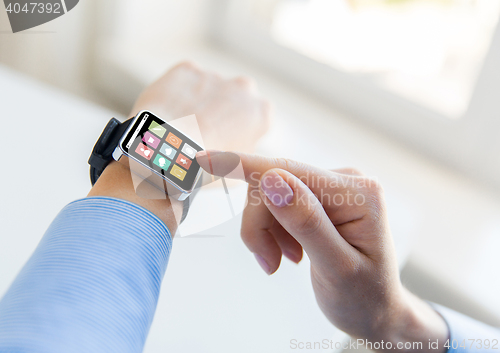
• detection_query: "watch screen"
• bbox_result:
[121,111,203,192]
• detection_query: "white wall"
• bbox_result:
[0,0,212,103]
[0,0,93,95]
[109,0,211,47]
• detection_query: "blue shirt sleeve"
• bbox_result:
[0,197,172,353]
[433,304,500,353]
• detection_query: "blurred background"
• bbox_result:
[2,0,500,352]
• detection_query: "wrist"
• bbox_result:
[87,160,183,234]
[370,287,449,353]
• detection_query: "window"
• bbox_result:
[271,0,500,118]
[213,0,500,187]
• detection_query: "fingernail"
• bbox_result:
[254,253,271,275]
[196,150,225,158]
[196,150,207,158]
[199,149,223,156]
[260,171,293,207]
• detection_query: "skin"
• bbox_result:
[89,61,271,231]
[89,62,449,352]
[195,151,449,352]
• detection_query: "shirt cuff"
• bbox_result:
[0,197,173,353]
[432,303,500,353]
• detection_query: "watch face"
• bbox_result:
[121,111,203,192]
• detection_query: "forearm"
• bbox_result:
[88,159,183,231]
[0,197,172,353]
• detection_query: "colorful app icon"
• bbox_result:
[166,132,182,149]
[153,154,171,171]
[176,153,192,170]
[142,131,160,149]
[170,164,187,181]
[135,143,154,160]
[159,143,176,160]
[181,143,197,159]
[148,121,166,138]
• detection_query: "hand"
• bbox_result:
[130,61,271,153]
[196,151,449,352]
[89,62,272,232]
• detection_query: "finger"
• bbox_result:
[241,185,282,274]
[269,221,303,264]
[258,100,272,137]
[196,150,242,177]
[196,151,369,223]
[196,151,355,193]
[242,185,303,274]
[169,61,203,74]
[230,76,258,93]
[259,168,357,267]
[197,151,380,257]
[331,167,364,176]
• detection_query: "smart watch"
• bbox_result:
[88,110,205,221]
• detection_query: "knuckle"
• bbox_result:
[207,70,222,81]
[296,204,323,237]
[261,100,272,117]
[346,167,364,176]
[361,177,383,197]
[275,157,300,173]
[174,61,200,72]
[351,168,364,176]
[240,226,252,243]
[240,228,257,252]
[336,255,367,283]
[359,177,386,220]
[232,76,257,89]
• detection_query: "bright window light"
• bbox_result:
[270,0,500,118]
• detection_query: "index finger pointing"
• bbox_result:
[195,150,359,195]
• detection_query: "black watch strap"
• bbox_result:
[88,117,194,224]
[88,117,133,186]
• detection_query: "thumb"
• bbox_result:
[259,169,354,266]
